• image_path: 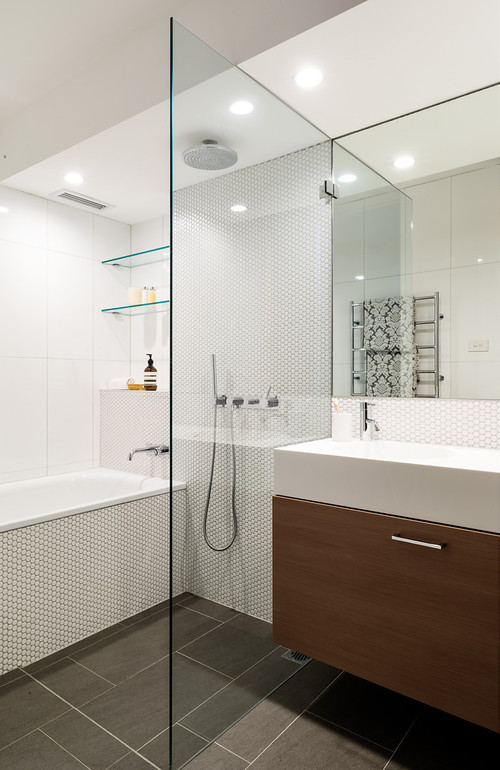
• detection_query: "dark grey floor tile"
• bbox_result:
[41,708,129,769]
[141,724,208,770]
[0,675,69,749]
[179,614,277,678]
[71,613,169,684]
[109,752,156,769]
[172,605,221,651]
[184,743,248,769]
[178,595,240,623]
[80,655,170,749]
[33,657,113,706]
[251,712,390,770]
[171,653,232,723]
[0,730,87,769]
[0,668,23,688]
[24,623,126,674]
[308,672,421,750]
[387,707,500,770]
[73,607,218,684]
[81,653,229,750]
[120,592,193,627]
[219,660,341,761]
[179,648,299,741]
[228,613,273,639]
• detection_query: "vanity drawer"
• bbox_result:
[273,495,500,732]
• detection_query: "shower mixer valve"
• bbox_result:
[213,391,279,408]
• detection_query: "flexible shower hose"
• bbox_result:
[203,402,238,551]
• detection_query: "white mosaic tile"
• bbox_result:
[335,397,500,449]
[0,492,185,673]
[172,142,333,622]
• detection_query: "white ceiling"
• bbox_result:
[0,0,168,124]
[240,0,500,138]
[1,0,500,223]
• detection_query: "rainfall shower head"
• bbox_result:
[182,139,238,171]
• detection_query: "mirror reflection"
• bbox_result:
[333,84,500,400]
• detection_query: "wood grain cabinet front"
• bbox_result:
[272,495,500,732]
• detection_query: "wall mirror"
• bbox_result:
[332,83,500,400]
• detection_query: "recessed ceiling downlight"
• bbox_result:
[294,67,324,88]
[393,155,415,169]
[338,173,357,183]
[64,172,84,185]
[231,204,247,212]
[182,140,237,170]
[229,100,254,115]
[0,206,8,214]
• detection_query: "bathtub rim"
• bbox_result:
[0,468,186,533]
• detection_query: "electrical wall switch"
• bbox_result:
[468,339,489,352]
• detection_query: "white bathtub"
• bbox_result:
[0,468,186,532]
[1,469,187,672]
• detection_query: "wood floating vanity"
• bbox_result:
[273,439,500,733]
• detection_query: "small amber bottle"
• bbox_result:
[144,353,157,391]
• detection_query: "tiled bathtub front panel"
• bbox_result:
[0,492,185,674]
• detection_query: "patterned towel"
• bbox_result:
[363,297,416,397]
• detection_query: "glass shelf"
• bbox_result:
[101,246,170,269]
[101,300,169,316]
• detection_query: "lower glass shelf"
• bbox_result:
[101,300,169,316]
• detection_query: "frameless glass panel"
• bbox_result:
[170,19,332,769]
[332,143,413,399]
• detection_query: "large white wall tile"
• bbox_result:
[94,216,130,262]
[0,186,47,248]
[131,217,165,253]
[364,193,404,280]
[0,358,47,473]
[93,261,131,361]
[48,201,93,259]
[405,178,451,273]
[450,262,500,362]
[48,359,93,467]
[451,165,500,267]
[364,274,403,300]
[0,242,47,358]
[332,199,364,283]
[48,253,93,359]
[450,361,500,400]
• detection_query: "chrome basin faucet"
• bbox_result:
[360,401,380,441]
[128,444,169,461]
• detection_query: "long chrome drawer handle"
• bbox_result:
[391,534,446,550]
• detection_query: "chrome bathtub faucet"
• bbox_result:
[360,401,380,441]
[128,445,169,461]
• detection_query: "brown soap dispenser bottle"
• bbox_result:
[144,353,157,391]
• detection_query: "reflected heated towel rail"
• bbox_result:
[350,292,443,398]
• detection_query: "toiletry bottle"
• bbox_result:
[148,286,156,303]
[142,286,148,303]
[144,353,157,391]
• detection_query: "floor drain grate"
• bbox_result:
[282,649,312,664]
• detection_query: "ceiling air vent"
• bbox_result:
[52,190,113,211]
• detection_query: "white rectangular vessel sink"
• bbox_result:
[274,439,500,533]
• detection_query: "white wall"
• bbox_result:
[0,186,131,483]
[405,163,500,399]
[129,217,170,390]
